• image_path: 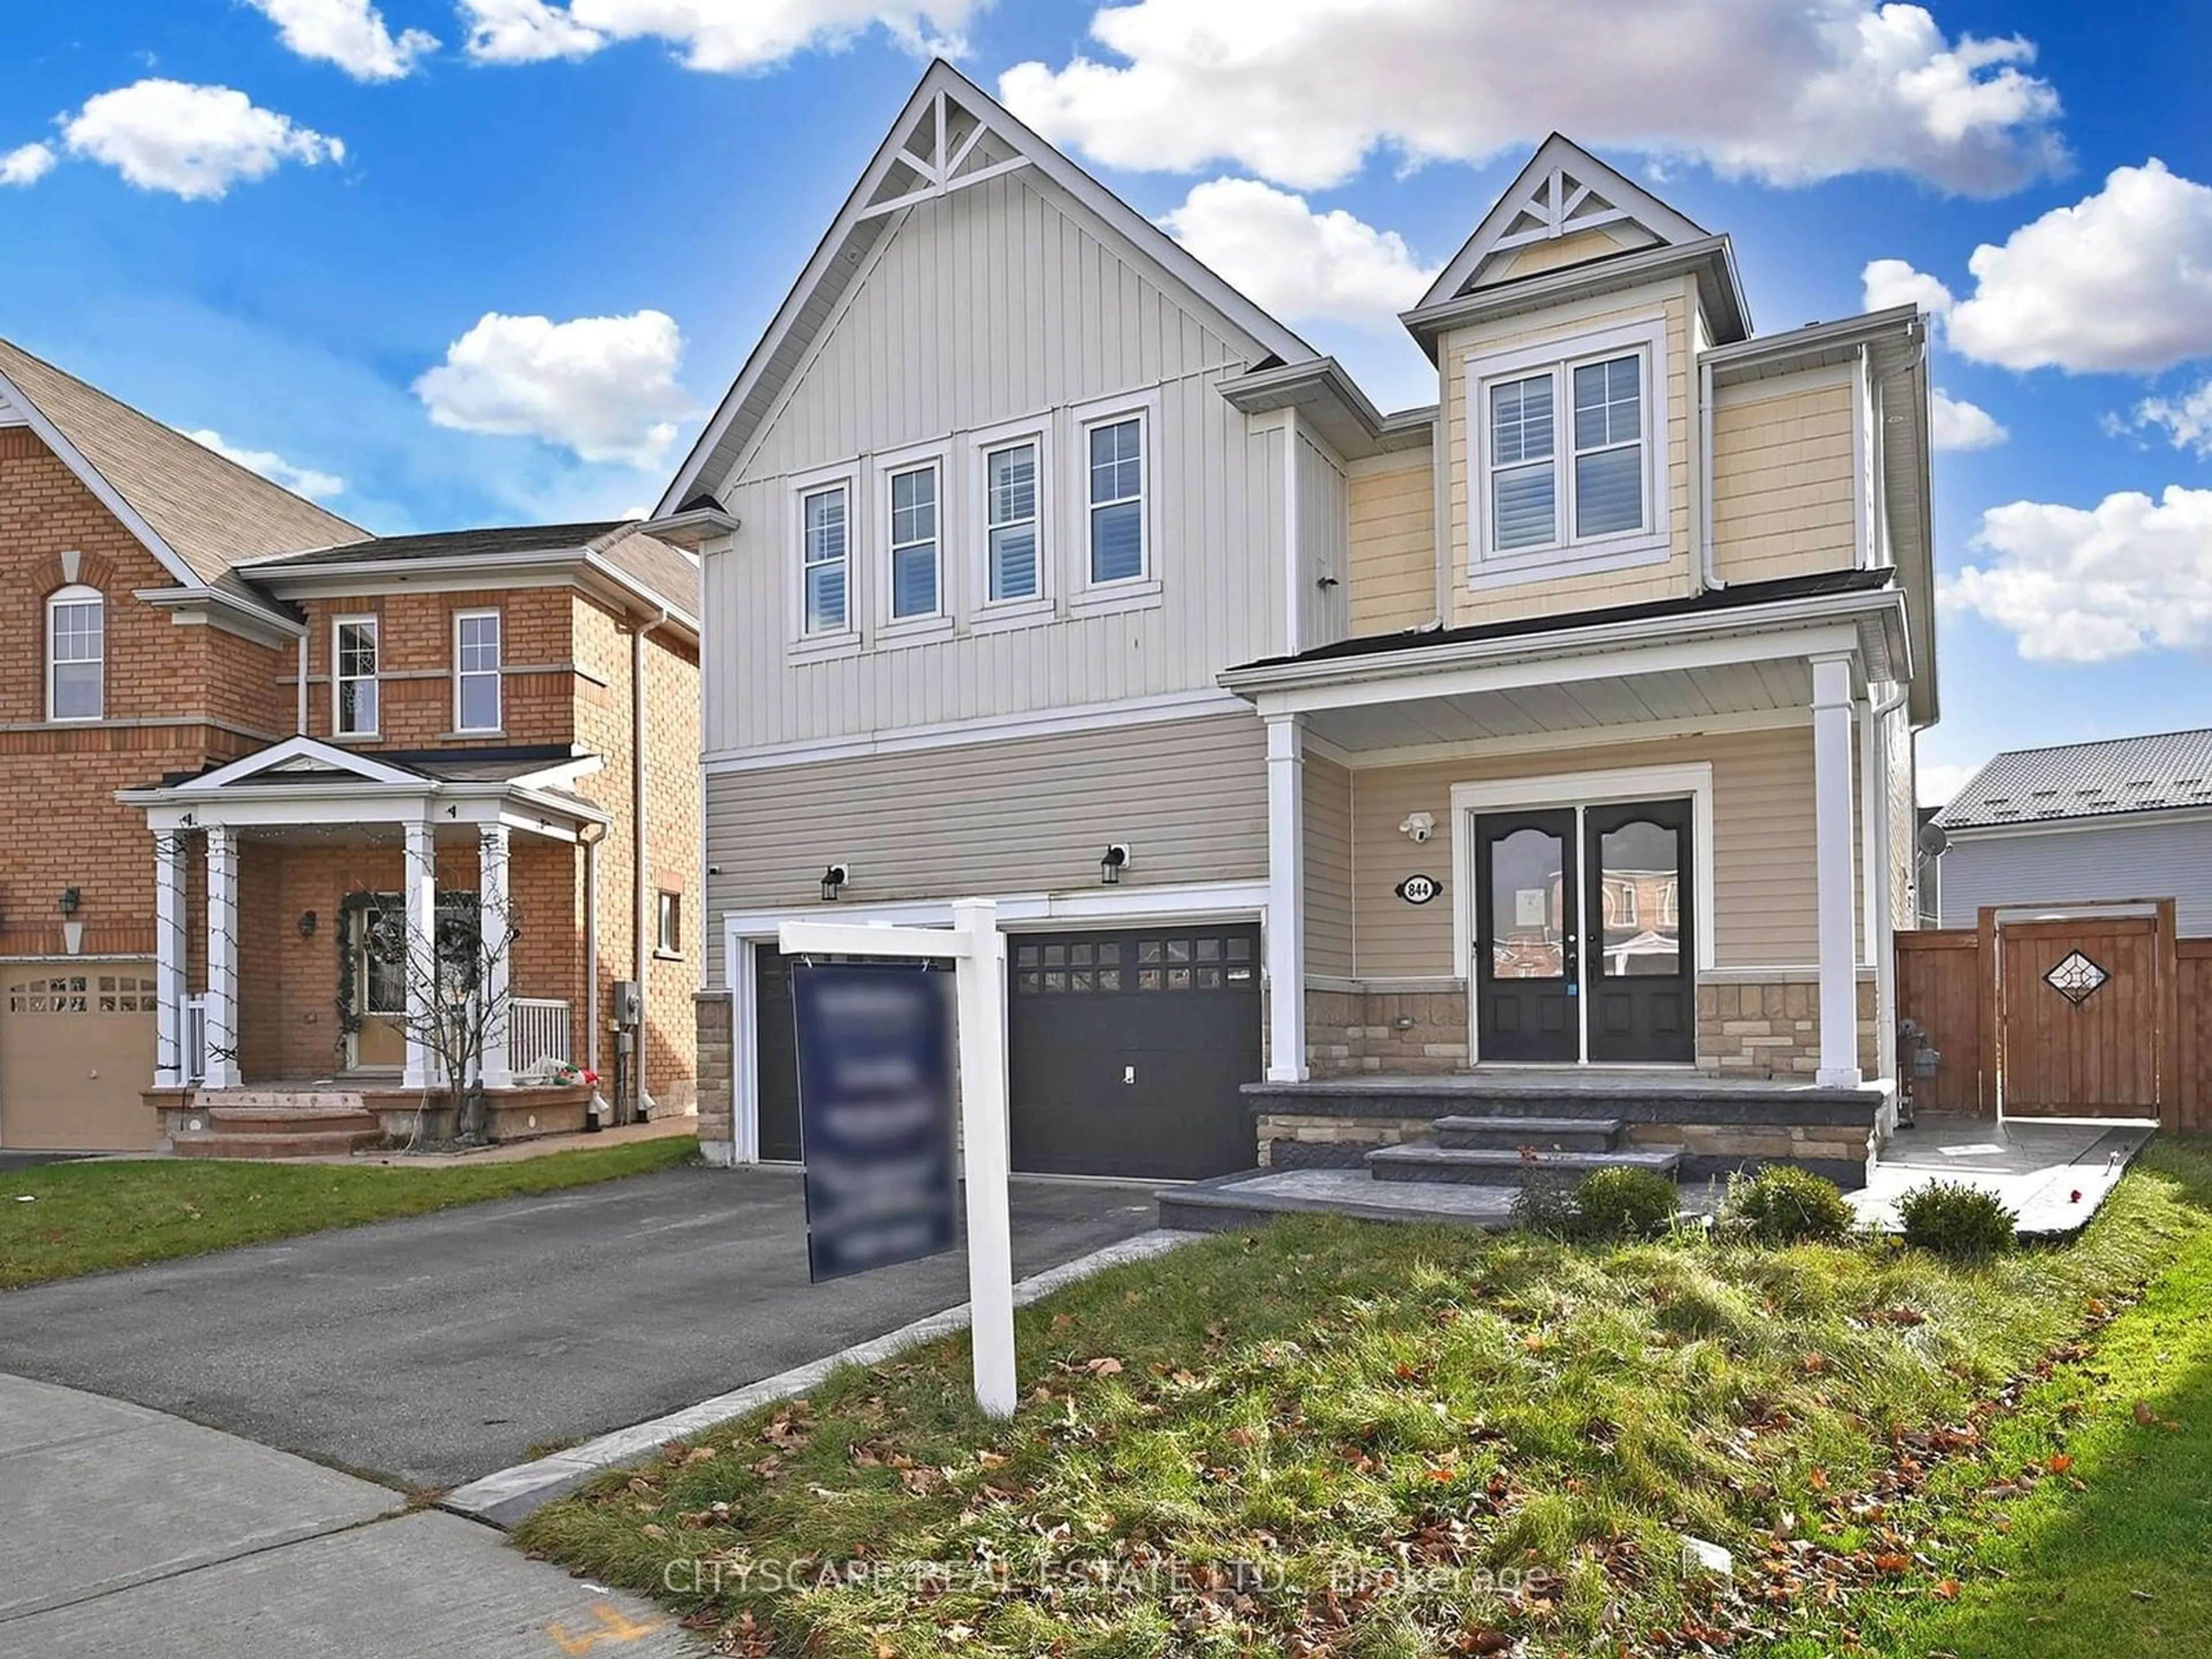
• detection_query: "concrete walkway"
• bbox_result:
[0,1373,697,1657]
[1854,1112,2154,1237]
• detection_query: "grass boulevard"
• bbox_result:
[522,1142,2212,1658]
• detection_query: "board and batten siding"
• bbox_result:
[1348,725,1850,979]
[1346,457,1437,637]
[1444,276,1699,628]
[1304,752,1354,978]
[702,713,1268,987]
[1938,816,2212,935]
[1296,429,1350,650]
[1710,373,1859,586]
[699,167,1292,756]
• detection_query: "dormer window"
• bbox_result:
[1468,316,1668,585]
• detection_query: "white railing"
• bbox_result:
[184,994,208,1084]
[508,998,573,1079]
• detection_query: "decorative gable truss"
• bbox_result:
[857,85,1031,222]
[1490,162,1650,253]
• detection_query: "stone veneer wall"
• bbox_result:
[695,989,734,1164]
[1696,975,1880,1078]
[1305,986,1470,1076]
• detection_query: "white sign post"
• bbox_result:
[777,899,1018,1419]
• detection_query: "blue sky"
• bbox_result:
[3,2,2210,800]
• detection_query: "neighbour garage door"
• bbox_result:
[0,965,161,1151]
[1007,923,1261,1180]
[754,923,1262,1180]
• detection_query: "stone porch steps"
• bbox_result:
[173,1090,386,1160]
[173,1127,385,1160]
[1366,1143,1682,1186]
[1431,1113,1624,1153]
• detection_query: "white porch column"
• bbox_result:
[478,824,513,1090]
[402,821,438,1092]
[1811,654,1862,1088]
[153,829,187,1088]
[1264,712,1308,1083]
[203,826,240,1089]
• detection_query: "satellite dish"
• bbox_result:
[1917,821,1950,859]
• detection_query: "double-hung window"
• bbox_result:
[47,585,103,722]
[887,462,940,621]
[1475,325,1660,573]
[1085,415,1145,585]
[800,483,850,636]
[984,440,1040,603]
[454,609,501,733]
[335,617,378,736]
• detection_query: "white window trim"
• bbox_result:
[874,441,955,645]
[1465,315,1670,589]
[332,613,380,738]
[656,889,683,959]
[452,608,502,734]
[46,584,104,724]
[788,462,861,658]
[967,412,1054,630]
[1069,389,1163,611]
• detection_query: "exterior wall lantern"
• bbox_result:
[59,888,83,957]
[820,863,850,903]
[58,888,80,915]
[298,910,319,938]
[1099,843,1132,886]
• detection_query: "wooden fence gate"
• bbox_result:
[1896,900,2200,1127]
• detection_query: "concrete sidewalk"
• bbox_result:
[0,1373,698,1657]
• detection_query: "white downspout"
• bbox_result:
[1698,357,1722,592]
[632,608,671,1121]
[581,821,605,1090]
[296,634,309,734]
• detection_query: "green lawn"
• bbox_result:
[517,1143,2212,1659]
[0,1135,697,1289]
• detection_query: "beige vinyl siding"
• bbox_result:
[702,713,1267,982]
[1710,375,1858,585]
[1348,725,1835,979]
[1304,753,1354,978]
[1346,458,1436,635]
[1444,277,1698,628]
[1475,224,1658,287]
[702,168,1288,755]
[1296,430,1350,649]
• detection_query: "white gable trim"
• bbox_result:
[172,734,425,793]
[1421,134,1710,310]
[656,59,1316,517]
[0,362,204,593]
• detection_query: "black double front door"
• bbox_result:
[1474,798,1694,1064]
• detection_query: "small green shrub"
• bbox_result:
[1509,1172,1581,1238]
[1728,1165,1858,1245]
[1570,1166,1681,1242]
[1897,1179,2017,1260]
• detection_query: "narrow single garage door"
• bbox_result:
[756,925,1262,1179]
[1008,923,1261,1180]
[0,965,161,1150]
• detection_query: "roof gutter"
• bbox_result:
[1219,585,1910,699]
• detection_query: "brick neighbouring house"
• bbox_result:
[0,339,700,1153]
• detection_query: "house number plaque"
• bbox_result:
[1395,874,1442,906]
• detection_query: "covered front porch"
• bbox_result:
[121,738,608,1139]
[1223,571,1916,1130]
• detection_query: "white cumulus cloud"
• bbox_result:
[246,0,438,81]
[1945,485,2212,662]
[1929,389,2005,451]
[0,142,55,187]
[999,0,2065,194]
[460,0,979,70]
[2127,380,2212,457]
[182,429,347,501]
[1866,161,2212,373]
[414,309,696,468]
[1861,255,1956,324]
[58,81,343,200]
[1160,178,1437,334]
[1916,760,1979,808]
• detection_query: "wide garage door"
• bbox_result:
[1008,923,1260,1179]
[0,965,160,1151]
[755,923,1262,1179]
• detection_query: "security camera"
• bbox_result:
[1400,811,1435,844]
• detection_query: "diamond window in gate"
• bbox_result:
[2044,951,2109,1006]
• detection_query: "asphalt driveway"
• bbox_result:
[0,1165,1156,1490]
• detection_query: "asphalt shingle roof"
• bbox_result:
[1933,728,2212,830]
[244,521,699,617]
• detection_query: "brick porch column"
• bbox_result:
[478,824,513,1089]
[203,825,240,1088]
[1811,654,1862,1088]
[402,820,438,1092]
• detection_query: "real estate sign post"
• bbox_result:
[779,900,1018,1418]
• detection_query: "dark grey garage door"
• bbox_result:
[1007,923,1261,1180]
[756,925,1262,1180]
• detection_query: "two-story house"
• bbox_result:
[670,64,1935,1183]
[0,340,699,1153]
